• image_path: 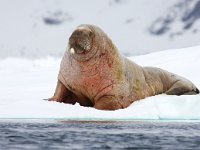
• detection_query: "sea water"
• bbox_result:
[0,120,200,149]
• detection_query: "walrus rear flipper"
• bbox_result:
[196,88,200,94]
[165,80,199,95]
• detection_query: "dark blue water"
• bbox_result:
[1,120,200,149]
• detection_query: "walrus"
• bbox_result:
[49,24,199,110]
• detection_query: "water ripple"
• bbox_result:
[0,121,200,149]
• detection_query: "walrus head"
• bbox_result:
[68,24,117,62]
[69,26,93,54]
[68,25,96,62]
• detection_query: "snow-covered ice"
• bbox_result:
[0,46,200,120]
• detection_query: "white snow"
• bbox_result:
[0,46,200,120]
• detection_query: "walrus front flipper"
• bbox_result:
[48,80,76,104]
[165,80,199,95]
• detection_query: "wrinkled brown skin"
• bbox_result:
[49,24,199,110]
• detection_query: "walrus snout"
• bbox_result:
[69,26,93,54]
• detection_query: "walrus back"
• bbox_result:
[143,67,199,95]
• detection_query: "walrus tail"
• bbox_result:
[195,88,199,94]
[183,88,199,95]
[165,80,200,95]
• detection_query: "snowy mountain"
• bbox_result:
[149,0,200,37]
[0,0,200,58]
